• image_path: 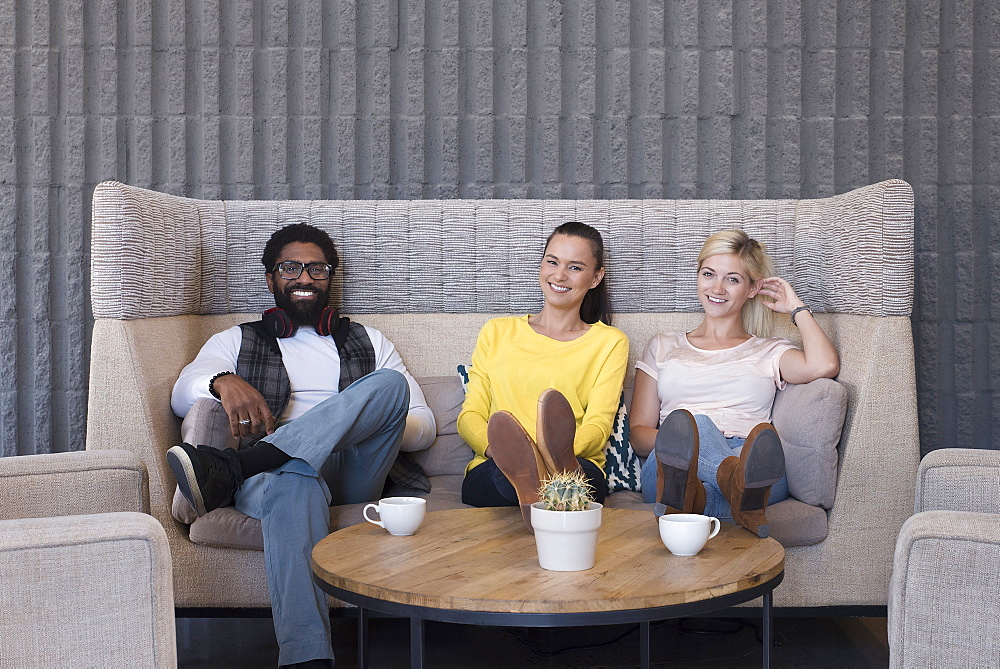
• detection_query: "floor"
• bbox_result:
[176,613,890,667]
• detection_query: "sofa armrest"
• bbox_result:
[888,510,1000,668]
[0,512,175,667]
[0,450,149,520]
[915,448,1000,514]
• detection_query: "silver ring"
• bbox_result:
[239,419,251,425]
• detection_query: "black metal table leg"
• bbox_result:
[410,616,424,669]
[640,620,651,669]
[357,607,369,669]
[762,591,772,668]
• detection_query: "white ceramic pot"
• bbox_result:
[530,502,603,572]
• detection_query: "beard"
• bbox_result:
[273,283,330,327]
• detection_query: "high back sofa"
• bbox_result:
[86,179,917,611]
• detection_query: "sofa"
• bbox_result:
[83,178,918,612]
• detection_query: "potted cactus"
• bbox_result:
[530,470,603,571]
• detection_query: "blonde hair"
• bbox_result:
[697,229,776,337]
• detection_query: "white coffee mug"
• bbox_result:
[658,513,721,556]
[363,497,427,536]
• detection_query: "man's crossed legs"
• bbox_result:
[169,369,410,667]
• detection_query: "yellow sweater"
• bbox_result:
[458,315,629,472]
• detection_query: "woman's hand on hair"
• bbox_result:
[756,276,805,314]
[765,276,841,382]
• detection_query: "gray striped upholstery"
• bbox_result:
[91,179,914,320]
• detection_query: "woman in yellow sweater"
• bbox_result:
[457,222,629,530]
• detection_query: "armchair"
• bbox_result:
[0,451,165,666]
[888,448,1000,667]
[0,512,175,667]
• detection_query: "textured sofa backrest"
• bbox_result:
[91,180,914,321]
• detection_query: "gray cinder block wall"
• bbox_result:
[1,0,996,457]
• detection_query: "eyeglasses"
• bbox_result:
[272,261,333,280]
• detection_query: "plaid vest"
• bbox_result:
[236,316,375,424]
[235,317,431,492]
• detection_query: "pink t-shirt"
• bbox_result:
[635,332,797,438]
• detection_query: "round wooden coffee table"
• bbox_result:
[312,506,784,668]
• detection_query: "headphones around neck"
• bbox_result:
[262,306,339,339]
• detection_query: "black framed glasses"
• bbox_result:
[272,261,333,280]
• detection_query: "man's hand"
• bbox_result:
[212,374,278,439]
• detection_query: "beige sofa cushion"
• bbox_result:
[772,378,848,509]
[189,475,472,551]
[606,491,828,547]
[410,376,473,477]
[171,399,237,525]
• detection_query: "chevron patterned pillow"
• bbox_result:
[603,393,641,492]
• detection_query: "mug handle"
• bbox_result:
[363,503,384,529]
[707,517,721,539]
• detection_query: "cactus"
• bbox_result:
[538,469,595,511]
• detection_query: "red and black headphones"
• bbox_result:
[261,306,340,339]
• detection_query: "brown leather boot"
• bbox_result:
[487,410,546,532]
[654,409,706,515]
[535,388,582,476]
[717,423,785,538]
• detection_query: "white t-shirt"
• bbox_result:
[171,324,436,451]
[635,332,796,438]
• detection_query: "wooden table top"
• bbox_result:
[312,507,784,615]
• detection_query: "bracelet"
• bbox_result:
[208,371,235,399]
[789,306,812,327]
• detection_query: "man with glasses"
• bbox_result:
[168,223,436,669]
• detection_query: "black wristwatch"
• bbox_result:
[789,306,812,327]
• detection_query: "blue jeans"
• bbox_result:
[639,414,788,519]
[233,368,409,666]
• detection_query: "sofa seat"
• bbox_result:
[186,474,829,553]
[179,369,833,552]
[187,489,829,553]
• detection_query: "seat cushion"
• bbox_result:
[174,376,473,526]
[187,474,471,551]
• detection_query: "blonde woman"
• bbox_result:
[629,230,839,537]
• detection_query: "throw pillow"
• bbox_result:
[456,364,642,492]
[771,378,849,509]
[171,398,237,524]
[410,376,473,478]
[603,393,641,492]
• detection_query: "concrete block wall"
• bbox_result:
[1,0,997,456]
